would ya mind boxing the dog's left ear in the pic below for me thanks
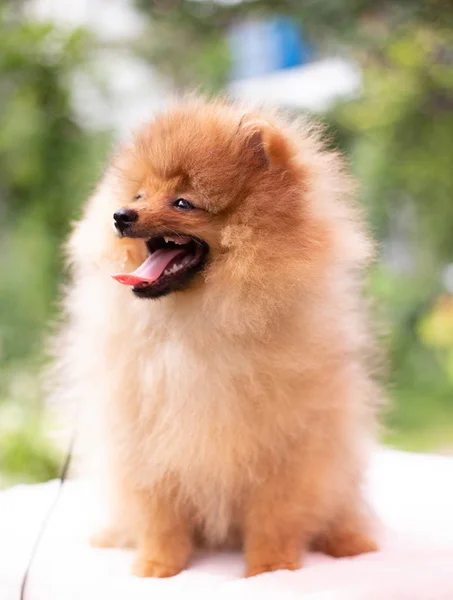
[238,117,292,169]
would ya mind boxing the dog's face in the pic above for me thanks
[110,102,305,300]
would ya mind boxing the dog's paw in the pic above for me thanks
[131,557,184,578]
[245,560,300,578]
[318,532,378,558]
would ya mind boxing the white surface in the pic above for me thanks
[1,449,453,599]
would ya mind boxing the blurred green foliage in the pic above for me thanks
[0,0,452,486]
[0,6,111,486]
[331,20,453,450]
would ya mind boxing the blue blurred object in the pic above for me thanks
[228,16,312,80]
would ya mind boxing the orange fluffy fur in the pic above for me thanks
[54,98,380,578]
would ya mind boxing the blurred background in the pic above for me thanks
[0,0,452,487]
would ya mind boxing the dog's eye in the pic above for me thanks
[173,198,194,211]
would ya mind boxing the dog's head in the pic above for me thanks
[106,101,304,300]
[99,99,368,304]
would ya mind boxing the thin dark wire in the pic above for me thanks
[19,434,75,600]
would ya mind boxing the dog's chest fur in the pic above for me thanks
[93,287,300,542]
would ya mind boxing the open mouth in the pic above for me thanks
[112,234,209,299]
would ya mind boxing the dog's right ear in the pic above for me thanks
[238,116,292,169]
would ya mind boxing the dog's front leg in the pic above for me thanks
[131,486,193,578]
[243,465,307,578]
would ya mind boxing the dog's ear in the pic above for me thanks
[238,116,292,169]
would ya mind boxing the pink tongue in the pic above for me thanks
[112,248,186,287]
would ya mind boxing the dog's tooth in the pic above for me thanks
[163,260,188,277]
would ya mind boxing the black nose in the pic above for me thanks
[113,208,138,234]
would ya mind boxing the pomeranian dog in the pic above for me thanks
[55,97,380,578]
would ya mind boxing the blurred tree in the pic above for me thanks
[133,1,452,87]
[0,4,111,485]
